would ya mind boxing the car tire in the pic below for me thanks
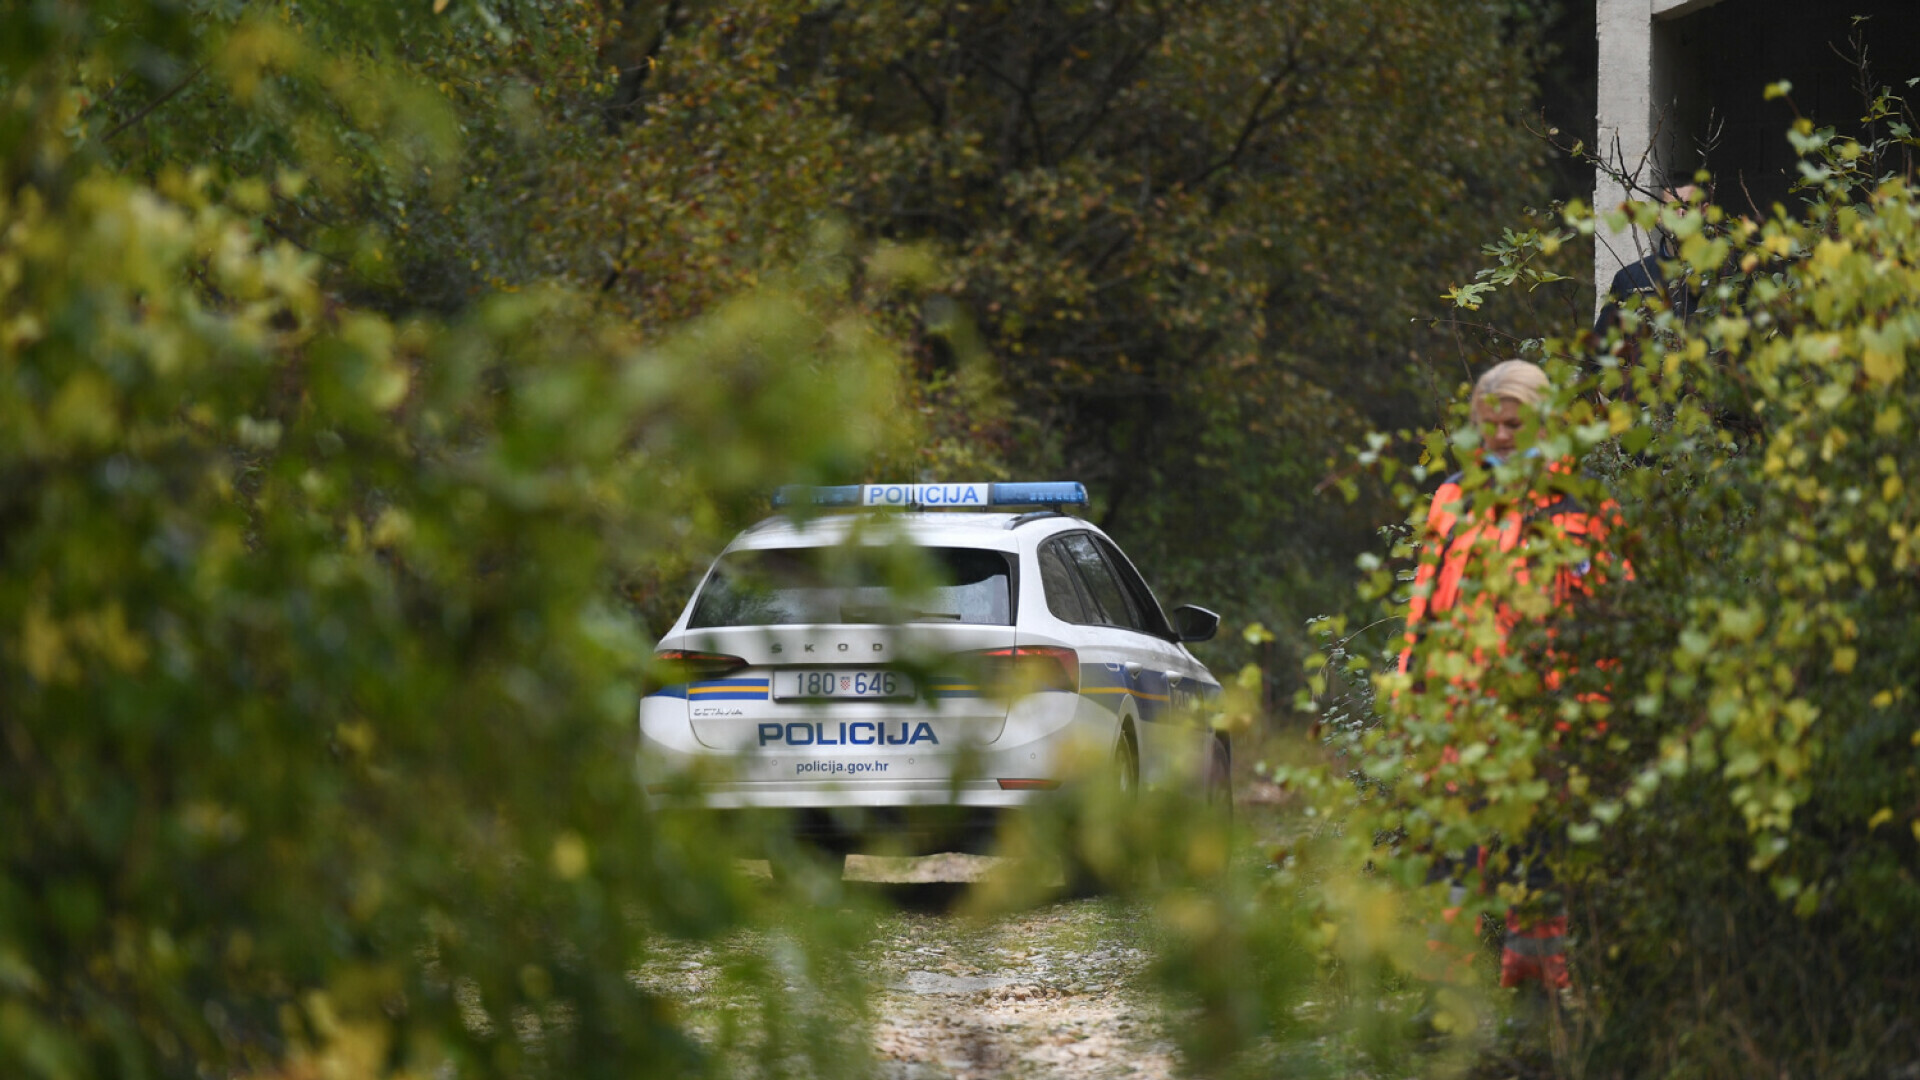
[1204,735,1233,823]
[766,843,847,899]
[1113,724,1140,798]
[1062,726,1140,898]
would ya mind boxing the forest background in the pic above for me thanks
[18,1,1920,1079]
[39,0,1602,685]
[0,0,1593,1071]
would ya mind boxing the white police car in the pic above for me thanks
[637,482,1226,853]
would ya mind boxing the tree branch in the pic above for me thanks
[1059,19,1165,161]
[888,59,947,127]
[102,64,206,143]
[604,0,682,130]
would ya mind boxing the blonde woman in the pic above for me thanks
[1399,359,1557,672]
[1399,359,1626,993]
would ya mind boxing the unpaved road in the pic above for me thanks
[635,854,1186,1080]
[861,874,1179,1080]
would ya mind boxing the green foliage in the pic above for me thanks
[82,0,1551,691]
[811,0,1552,676]
[0,0,1617,1076]
[0,173,907,1079]
[1281,94,1920,1076]
[1,4,913,1076]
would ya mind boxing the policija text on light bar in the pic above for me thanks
[771,482,1089,509]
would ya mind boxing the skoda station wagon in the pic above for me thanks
[636,482,1227,854]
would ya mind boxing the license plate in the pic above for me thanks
[774,669,911,700]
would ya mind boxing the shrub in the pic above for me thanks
[1282,98,1920,1078]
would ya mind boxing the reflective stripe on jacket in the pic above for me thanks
[1500,910,1570,990]
[1398,461,1625,682]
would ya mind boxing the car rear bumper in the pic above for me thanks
[637,690,1112,815]
[643,777,1059,810]
[653,803,1015,856]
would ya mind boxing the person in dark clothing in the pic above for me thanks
[1592,184,1702,347]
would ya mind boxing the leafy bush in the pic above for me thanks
[1,5,911,1076]
[1278,93,1920,1077]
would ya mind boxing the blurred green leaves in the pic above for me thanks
[2,3,923,1076]
[1287,87,1920,1076]
[0,0,1681,1076]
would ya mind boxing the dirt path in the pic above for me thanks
[634,855,1185,1079]
[862,891,1179,1080]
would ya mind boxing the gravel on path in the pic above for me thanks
[632,855,1186,1080]
[866,895,1180,1080]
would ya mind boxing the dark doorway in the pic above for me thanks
[1653,2,1920,213]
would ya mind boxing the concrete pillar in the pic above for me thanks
[1594,0,1731,315]
[1594,0,1655,316]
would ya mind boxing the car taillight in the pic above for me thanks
[975,646,1079,694]
[650,650,749,689]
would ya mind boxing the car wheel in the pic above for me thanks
[1059,725,1141,898]
[1204,735,1233,823]
[766,841,848,899]
[1113,725,1140,798]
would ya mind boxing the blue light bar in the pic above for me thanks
[772,482,1088,509]
[987,482,1088,506]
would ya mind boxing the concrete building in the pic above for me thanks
[1594,0,1920,307]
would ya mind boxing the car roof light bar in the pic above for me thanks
[772,482,1088,510]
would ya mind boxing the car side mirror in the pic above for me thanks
[1171,604,1219,643]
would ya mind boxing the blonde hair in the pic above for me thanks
[1470,359,1551,417]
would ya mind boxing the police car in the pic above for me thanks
[637,482,1227,853]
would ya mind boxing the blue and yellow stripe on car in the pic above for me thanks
[1079,665,1143,716]
[686,678,772,702]
[1077,664,1213,723]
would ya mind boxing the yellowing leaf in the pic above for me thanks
[78,602,149,673]
[1832,647,1857,674]
[49,371,119,449]
[371,508,413,548]
[368,360,410,410]
[1718,604,1764,642]
[1863,347,1905,386]
[1868,807,1894,831]
[22,597,74,684]
[551,832,589,880]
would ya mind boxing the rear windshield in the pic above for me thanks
[688,546,1014,628]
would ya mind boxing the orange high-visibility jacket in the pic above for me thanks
[1400,460,1622,993]
[1398,460,1625,686]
